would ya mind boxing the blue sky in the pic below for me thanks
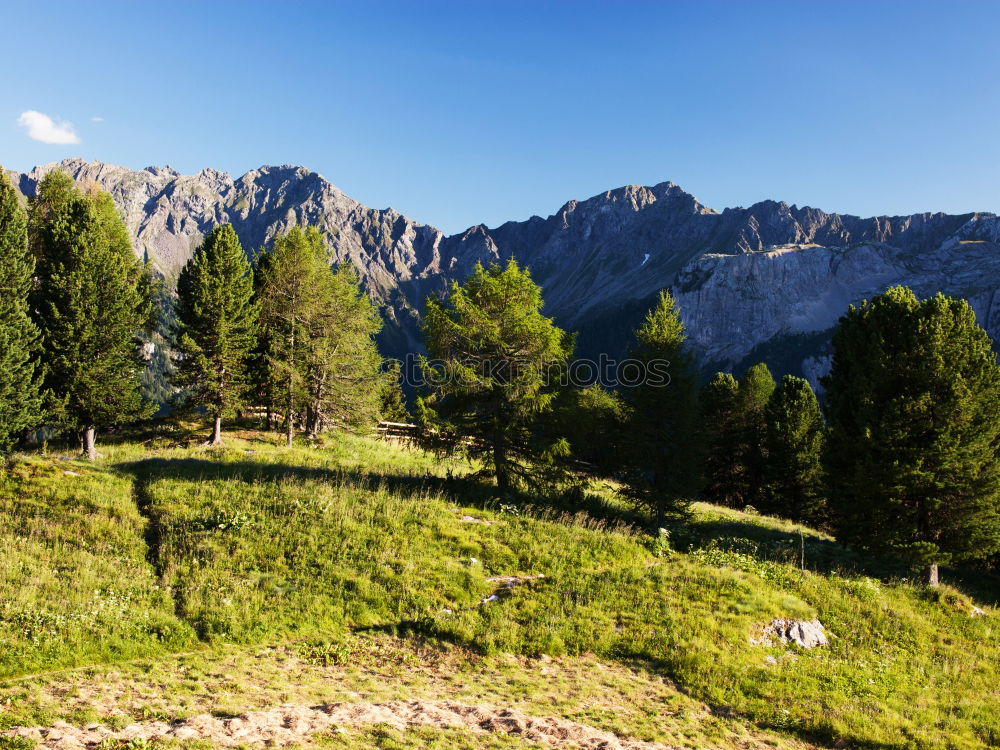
[2,0,999,234]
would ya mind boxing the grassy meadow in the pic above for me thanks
[1,427,998,749]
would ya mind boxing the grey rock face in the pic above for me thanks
[673,217,1000,373]
[9,159,1000,377]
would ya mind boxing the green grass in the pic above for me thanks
[0,455,195,675]
[1,428,998,748]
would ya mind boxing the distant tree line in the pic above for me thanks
[1,166,998,586]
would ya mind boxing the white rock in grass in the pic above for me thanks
[753,619,828,649]
[459,515,491,525]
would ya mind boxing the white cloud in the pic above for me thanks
[91,116,104,122]
[17,110,81,144]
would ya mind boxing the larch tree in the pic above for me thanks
[761,375,825,523]
[257,227,382,447]
[300,262,382,435]
[552,384,628,479]
[258,228,316,447]
[620,290,702,528]
[699,364,775,509]
[0,168,42,454]
[249,247,279,429]
[823,286,1000,586]
[29,172,153,459]
[417,259,573,495]
[173,224,258,445]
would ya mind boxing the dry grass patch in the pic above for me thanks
[0,633,819,749]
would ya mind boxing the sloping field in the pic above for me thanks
[1,432,997,748]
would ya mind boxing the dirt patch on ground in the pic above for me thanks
[4,699,674,749]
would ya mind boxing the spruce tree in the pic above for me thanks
[173,224,258,445]
[258,228,382,446]
[621,290,701,527]
[30,173,152,459]
[0,169,42,454]
[823,286,1000,585]
[701,372,742,506]
[761,375,825,523]
[417,259,573,494]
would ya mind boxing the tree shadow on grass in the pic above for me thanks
[114,455,1000,605]
[674,513,877,574]
[671,513,1000,604]
[114,455,649,534]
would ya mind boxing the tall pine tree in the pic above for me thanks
[761,375,825,523]
[0,168,42,454]
[621,290,701,527]
[173,224,258,445]
[29,172,152,459]
[824,286,1000,585]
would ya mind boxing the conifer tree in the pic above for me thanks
[380,360,411,423]
[621,290,701,527]
[258,228,382,446]
[823,286,1000,585]
[553,385,628,477]
[417,259,573,494]
[301,262,382,435]
[0,169,42,454]
[735,363,776,508]
[249,248,278,428]
[700,364,775,509]
[29,172,152,459]
[173,224,258,445]
[258,229,317,447]
[701,372,742,505]
[761,375,825,523]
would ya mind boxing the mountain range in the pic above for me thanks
[8,158,1000,383]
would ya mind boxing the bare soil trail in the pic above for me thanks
[6,699,672,749]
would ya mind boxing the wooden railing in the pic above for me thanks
[376,421,420,442]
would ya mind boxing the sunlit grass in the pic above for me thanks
[1,428,997,748]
